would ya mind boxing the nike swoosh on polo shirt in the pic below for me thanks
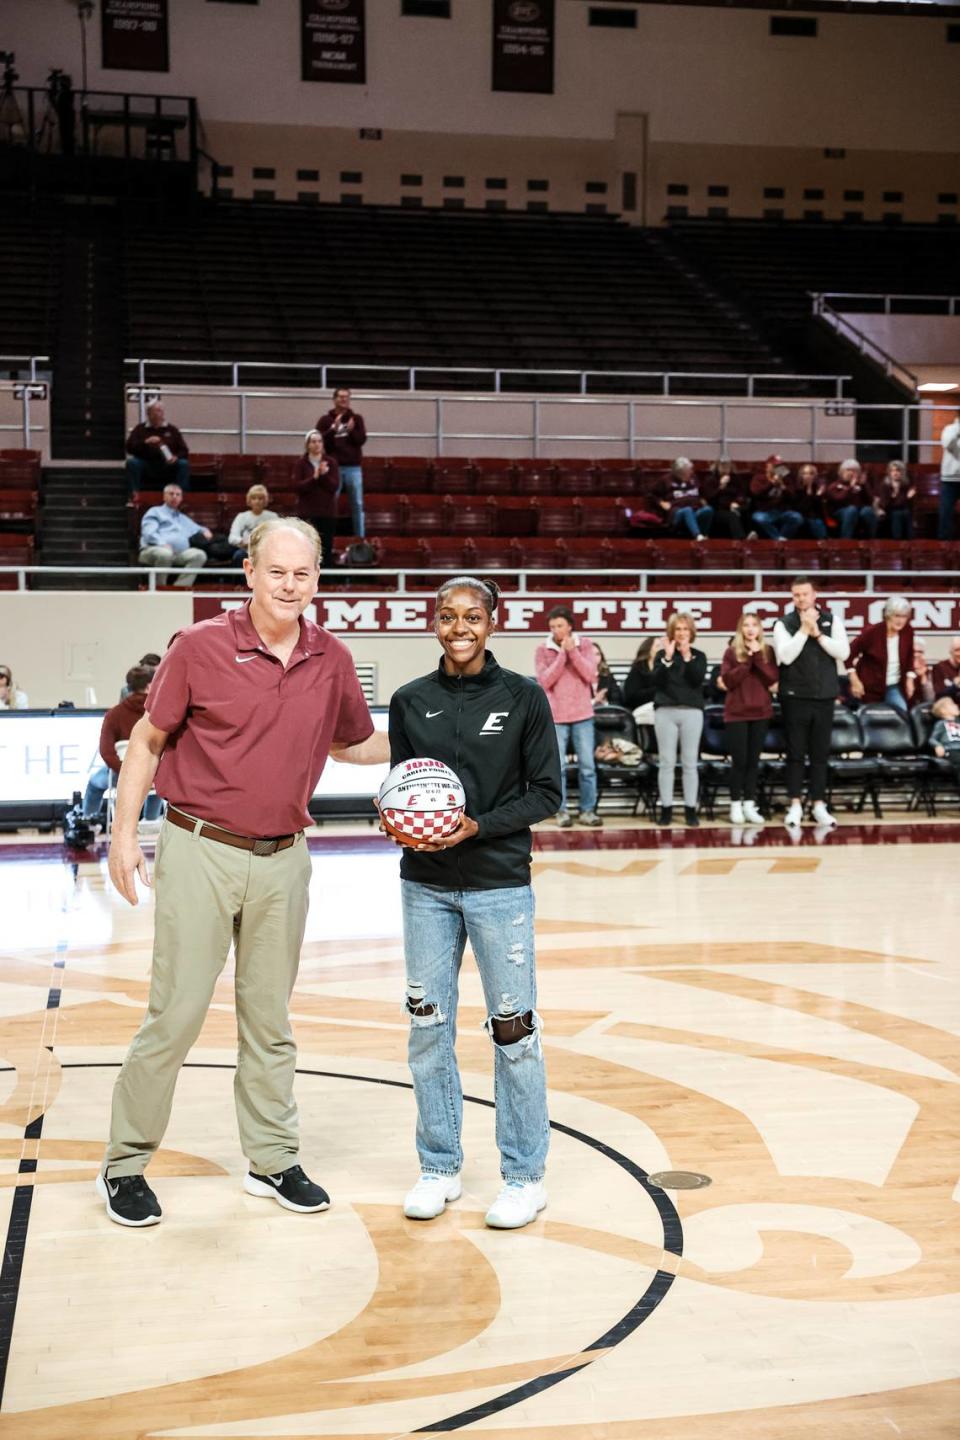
[235,655,259,664]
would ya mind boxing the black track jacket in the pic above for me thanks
[388,652,561,890]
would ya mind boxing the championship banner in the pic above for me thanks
[301,0,366,85]
[101,0,170,73]
[492,0,555,95]
[193,593,960,636]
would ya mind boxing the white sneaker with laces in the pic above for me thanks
[784,802,803,827]
[729,801,745,824]
[403,1172,461,1220]
[742,801,765,826]
[484,1180,547,1230]
[811,801,837,827]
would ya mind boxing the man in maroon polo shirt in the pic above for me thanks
[98,517,389,1228]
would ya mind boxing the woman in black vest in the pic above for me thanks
[772,574,850,829]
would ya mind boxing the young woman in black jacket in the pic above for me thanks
[386,576,561,1233]
[652,612,707,827]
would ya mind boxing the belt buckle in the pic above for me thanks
[252,837,280,856]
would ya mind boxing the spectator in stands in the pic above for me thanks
[83,665,163,823]
[929,695,960,780]
[938,407,960,541]
[593,644,625,708]
[845,596,914,713]
[652,612,707,827]
[655,458,713,541]
[794,463,828,539]
[125,401,190,499]
[907,638,935,706]
[229,484,279,564]
[773,574,850,828]
[138,483,209,588]
[319,387,367,539]
[872,460,915,541]
[0,665,28,709]
[295,431,340,568]
[121,654,161,698]
[749,456,803,541]
[720,610,778,826]
[825,458,878,539]
[703,458,745,540]
[536,606,601,828]
[623,637,658,721]
[933,637,960,700]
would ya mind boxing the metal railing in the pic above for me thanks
[811,295,919,394]
[1,565,958,595]
[123,385,944,462]
[817,293,960,317]
[124,358,852,399]
[0,356,50,381]
[0,379,49,449]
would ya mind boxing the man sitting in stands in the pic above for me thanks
[653,457,714,541]
[824,458,878,539]
[125,401,191,499]
[933,638,960,701]
[229,484,279,563]
[748,456,803,541]
[138,483,209,587]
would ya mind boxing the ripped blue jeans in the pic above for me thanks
[400,880,549,1184]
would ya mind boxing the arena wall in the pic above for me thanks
[3,590,958,712]
[3,2,957,223]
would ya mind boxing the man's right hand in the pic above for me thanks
[848,672,865,699]
[109,834,151,906]
[145,435,162,446]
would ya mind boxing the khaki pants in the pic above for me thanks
[105,816,311,1178]
[138,544,208,588]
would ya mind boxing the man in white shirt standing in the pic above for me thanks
[939,407,960,541]
[772,574,850,829]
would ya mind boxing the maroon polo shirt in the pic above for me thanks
[147,603,374,837]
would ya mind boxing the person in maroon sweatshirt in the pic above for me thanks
[872,460,916,541]
[702,459,746,540]
[318,387,367,538]
[824,458,878,539]
[295,429,341,567]
[845,596,914,712]
[82,665,162,822]
[748,456,803,541]
[794,462,828,538]
[720,611,779,825]
[125,401,191,498]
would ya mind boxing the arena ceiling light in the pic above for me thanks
[917,382,959,392]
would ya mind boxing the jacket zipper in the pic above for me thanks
[455,675,464,888]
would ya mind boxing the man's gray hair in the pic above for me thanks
[671,456,693,476]
[838,457,862,475]
[248,518,321,567]
[883,594,912,619]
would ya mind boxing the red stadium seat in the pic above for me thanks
[475,468,515,496]
[564,538,619,587]
[607,538,657,573]
[518,538,568,590]
[405,494,451,536]
[579,497,629,537]
[555,465,600,496]
[387,456,434,494]
[259,456,297,488]
[364,494,408,536]
[0,531,35,586]
[465,537,523,584]
[534,497,579,538]
[0,489,38,524]
[217,455,260,490]
[187,453,222,490]
[490,496,537,537]
[371,536,421,570]
[517,469,557,497]
[447,496,494,536]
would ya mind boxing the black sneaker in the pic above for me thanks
[244,1164,330,1213]
[658,806,673,826]
[96,1171,162,1227]
[685,806,700,827]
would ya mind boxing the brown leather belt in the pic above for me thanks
[166,805,300,856]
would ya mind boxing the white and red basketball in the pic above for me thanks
[378,758,466,847]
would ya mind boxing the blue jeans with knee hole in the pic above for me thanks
[401,880,549,1183]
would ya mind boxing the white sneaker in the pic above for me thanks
[784,802,803,827]
[484,1179,547,1230]
[812,801,837,827]
[742,801,765,826]
[729,800,745,824]
[403,1171,461,1220]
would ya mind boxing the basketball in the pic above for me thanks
[378,758,466,846]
